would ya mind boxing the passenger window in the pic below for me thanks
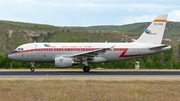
[18,48,20,51]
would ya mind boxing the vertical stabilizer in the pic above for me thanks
[136,14,168,44]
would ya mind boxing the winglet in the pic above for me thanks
[110,45,115,51]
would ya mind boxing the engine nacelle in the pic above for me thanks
[54,57,72,68]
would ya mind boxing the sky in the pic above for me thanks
[0,0,180,26]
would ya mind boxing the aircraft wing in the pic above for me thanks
[71,45,115,57]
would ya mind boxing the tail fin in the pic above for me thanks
[136,14,168,44]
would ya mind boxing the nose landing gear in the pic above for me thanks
[31,67,35,72]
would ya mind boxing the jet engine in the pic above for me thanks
[54,57,73,68]
[54,57,80,68]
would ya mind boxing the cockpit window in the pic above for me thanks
[16,48,23,51]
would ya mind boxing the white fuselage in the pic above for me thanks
[8,42,171,63]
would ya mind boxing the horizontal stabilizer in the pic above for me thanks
[149,45,170,50]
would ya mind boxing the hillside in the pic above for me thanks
[0,20,131,55]
[74,21,180,42]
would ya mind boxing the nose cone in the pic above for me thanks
[8,52,17,60]
[8,51,18,60]
[8,53,21,61]
[8,53,13,60]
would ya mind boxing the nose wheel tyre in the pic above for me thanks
[31,67,35,72]
[83,66,90,72]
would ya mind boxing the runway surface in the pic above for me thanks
[0,71,180,77]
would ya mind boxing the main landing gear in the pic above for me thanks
[83,66,90,72]
[31,62,35,72]
[82,60,90,72]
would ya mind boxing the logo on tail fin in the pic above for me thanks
[145,29,150,34]
[145,29,157,35]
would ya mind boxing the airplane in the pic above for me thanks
[8,14,171,72]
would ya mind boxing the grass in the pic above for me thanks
[0,77,180,101]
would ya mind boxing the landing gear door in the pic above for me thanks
[131,44,137,55]
[29,44,35,55]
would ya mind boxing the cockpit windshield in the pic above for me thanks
[15,48,24,51]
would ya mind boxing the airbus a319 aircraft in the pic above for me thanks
[8,15,171,72]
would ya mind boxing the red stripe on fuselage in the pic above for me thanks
[9,48,113,55]
[119,48,159,57]
[9,48,158,57]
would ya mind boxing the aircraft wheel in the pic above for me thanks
[83,66,90,72]
[31,67,35,72]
